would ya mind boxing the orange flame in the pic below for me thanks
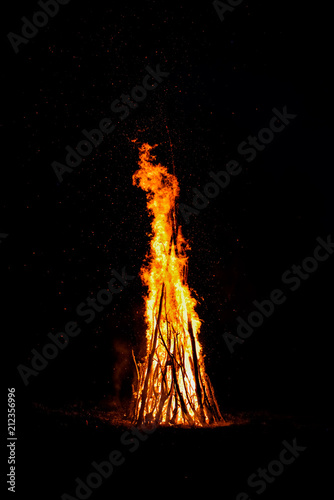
[132,143,222,426]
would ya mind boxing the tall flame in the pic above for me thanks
[132,143,222,426]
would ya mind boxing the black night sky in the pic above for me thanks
[2,1,333,499]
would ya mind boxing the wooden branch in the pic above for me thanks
[188,319,205,424]
[137,282,165,424]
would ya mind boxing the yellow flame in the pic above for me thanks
[132,143,222,426]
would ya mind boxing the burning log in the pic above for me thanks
[131,142,223,426]
[136,282,165,425]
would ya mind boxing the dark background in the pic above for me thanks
[1,1,333,499]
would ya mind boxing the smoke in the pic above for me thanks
[111,339,133,404]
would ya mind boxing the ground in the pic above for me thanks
[19,401,333,499]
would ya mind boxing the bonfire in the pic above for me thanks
[131,143,223,426]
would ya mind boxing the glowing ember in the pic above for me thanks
[131,143,223,426]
